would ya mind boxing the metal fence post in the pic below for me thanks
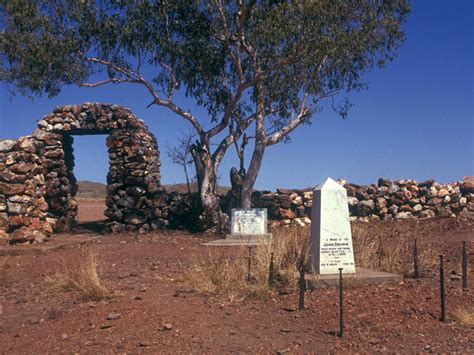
[338,268,344,337]
[298,260,305,311]
[247,246,252,282]
[439,255,446,322]
[413,239,419,279]
[462,241,468,290]
[268,252,274,287]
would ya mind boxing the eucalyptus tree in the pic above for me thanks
[0,0,409,229]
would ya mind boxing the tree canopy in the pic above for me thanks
[1,1,409,121]
[0,0,410,228]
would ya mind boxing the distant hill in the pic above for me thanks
[77,181,107,200]
[76,181,230,199]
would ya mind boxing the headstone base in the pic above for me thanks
[203,234,273,246]
[305,267,402,289]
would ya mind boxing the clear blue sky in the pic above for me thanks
[1,0,473,190]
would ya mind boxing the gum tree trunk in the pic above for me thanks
[240,140,265,209]
[240,81,267,209]
[191,142,228,233]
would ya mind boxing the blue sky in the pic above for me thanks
[1,0,473,190]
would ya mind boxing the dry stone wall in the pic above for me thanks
[252,177,474,227]
[0,136,52,243]
[2,101,473,244]
[105,128,168,233]
[0,103,168,244]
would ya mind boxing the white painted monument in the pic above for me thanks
[231,208,267,235]
[309,177,355,274]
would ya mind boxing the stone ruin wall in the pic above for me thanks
[1,102,473,244]
[0,103,168,244]
[149,177,474,230]
[251,177,474,228]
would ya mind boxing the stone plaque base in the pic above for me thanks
[305,267,402,289]
[203,234,273,246]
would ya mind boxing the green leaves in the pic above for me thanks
[0,0,409,123]
[1,0,91,96]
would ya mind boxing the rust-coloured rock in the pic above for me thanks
[279,208,295,219]
[419,179,435,187]
[427,197,443,206]
[0,183,26,196]
[0,213,9,229]
[460,181,474,194]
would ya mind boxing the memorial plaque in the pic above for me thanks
[231,208,267,235]
[309,177,355,274]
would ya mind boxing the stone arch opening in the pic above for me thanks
[0,103,169,243]
[70,134,108,229]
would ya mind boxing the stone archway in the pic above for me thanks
[0,103,168,243]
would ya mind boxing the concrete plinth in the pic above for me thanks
[305,267,402,289]
[203,234,273,246]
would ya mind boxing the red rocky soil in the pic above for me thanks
[0,200,473,353]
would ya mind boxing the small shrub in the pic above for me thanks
[48,251,111,300]
[452,307,474,325]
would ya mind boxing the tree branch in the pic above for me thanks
[205,0,256,139]
[84,56,138,80]
[162,0,177,100]
[211,109,257,168]
[236,0,256,59]
[77,78,129,87]
[145,87,205,138]
[205,75,259,138]
[265,94,311,146]
[83,55,205,138]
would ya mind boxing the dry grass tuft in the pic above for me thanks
[452,307,474,325]
[186,250,247,299]
[352,222,438,276]
[269,225,310,289]
[272,225,310,269]
[186,226,310,300]
[48,251,111,300]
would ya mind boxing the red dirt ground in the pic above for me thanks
[77,199,107,222]
[0,200,473,353]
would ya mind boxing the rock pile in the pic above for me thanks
[104,128,168,233]
[252,177,474,227]
[166,192,203,232]
[0,136,52,242]
[0,103,168,243]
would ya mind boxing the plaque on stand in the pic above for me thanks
[204,208,272,246]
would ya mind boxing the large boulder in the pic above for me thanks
[460,176,474,194]
[357,200,375,217]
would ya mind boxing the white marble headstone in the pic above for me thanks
[231,208,267,235]
[309,177,355,274]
